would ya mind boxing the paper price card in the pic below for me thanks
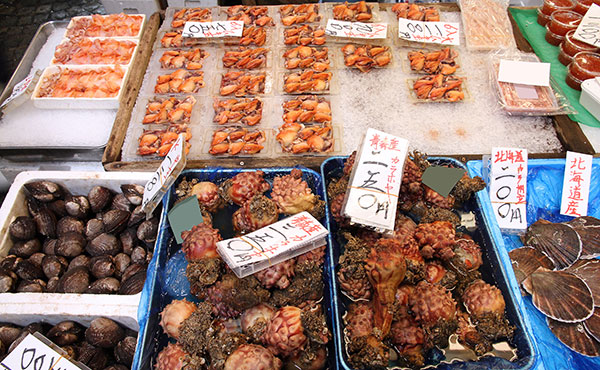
[141,133,187,217]
[182,21,244,38]
[489,147,528,231]
[325,19,388,39]
[1,70,40,111]
[397,18,460,45]
[560,151,593,217]
[1,333,85,370]
[573,4,600,47]
[342,128,409,231]
[216,212,329,278]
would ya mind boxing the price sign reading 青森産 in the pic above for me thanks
[489,147,528,231]
[342,128,409,232]
[325,19,388,39]
[182,21,244,38]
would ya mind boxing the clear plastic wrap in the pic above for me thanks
[388,3,441,22]
[458,0,516,51]
[338,43,394,72]
[488,52,577,116]
[203,125,271,157]
[217,46,271,70]
[279,45,334,71]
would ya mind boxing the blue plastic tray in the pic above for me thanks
[467,158,600,370]
[131,166,337,369]
[321,156,537,370]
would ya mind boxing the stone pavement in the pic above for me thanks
[0,0,106,83]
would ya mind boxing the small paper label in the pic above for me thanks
[168,195,204,244]
[182,20,244,38]
[560,151,593,217]
[1,333,84,370]
[216,212,328,276]
[1,71,39,109]
[421,166,465,198]
[342,128,409,231]
[397,18,460,45]
[498,60,550,87]
[514,84,539,100]
[325,19,388,39]
[141,134,187,217]
[573,4,600,47]
[489,147,528,230]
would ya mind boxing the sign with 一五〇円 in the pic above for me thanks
[397,18,460,45]
[325,19,388,39]
[342,128,409,231]
[560,151,593,217]
[489,147,528,231]
[182,21,244,38]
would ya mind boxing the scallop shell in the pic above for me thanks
[508,246,554,288]
[526,268,593,323]
[584,309,600,343]
[524,220,581,270]
[568,259,600,307]
[548,317,600,357]
[565,217,600,258]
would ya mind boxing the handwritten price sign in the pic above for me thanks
[216,212,328,278]
[325,19,388,39]
[397,18,460,45]
[573,4,600,47]
[1,333,84,370]
[141,133,187,217]
[489,147,528,231]
[182,20,244,38]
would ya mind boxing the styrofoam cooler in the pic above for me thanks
[166,0,218,7]
[101,0,162,17]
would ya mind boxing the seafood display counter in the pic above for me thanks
[101,2,597,172]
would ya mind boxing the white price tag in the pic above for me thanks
[573,4,600,47]
[489,147,528,231]
[1,333,84,370]
[560,151,593,217]
[216,212,328,278]
[342,128,409,231]
[182,21,244,38]
[498,60,550,87]
[397,18,460,45]
[325,19,388,39]
[1,71,40,110]
[141,133,187,216]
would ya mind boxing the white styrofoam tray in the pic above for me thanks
[0,171,159,331]
[51,37,140,67]
[66,14,146,40]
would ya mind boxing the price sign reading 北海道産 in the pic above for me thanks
[560,151,593,217]
[342,128,409,232]
[1,333,83,370]
[182,21,244,38]
[573,4,600,47]
[216,212,329,278]
[325,19,388,39]
[489,147,528,231]
[397,18,460,45]
[141,133,187,218]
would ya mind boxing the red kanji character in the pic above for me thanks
[514,150,525,163]
[571,157,587,171]
[565,200,581,216]
[379,137,389,150]
[291,215,322,236]
[369,134,380,149]
[389,139,399,151]
[568,186,583,201]
[570,173,584,187]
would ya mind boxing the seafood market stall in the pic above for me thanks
[100,2,597,172]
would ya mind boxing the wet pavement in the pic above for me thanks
[0,0,106,83]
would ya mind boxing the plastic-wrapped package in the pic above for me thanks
[459,0,516,51]
[488,52,576,115]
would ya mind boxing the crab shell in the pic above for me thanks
[462,279,505,317]
[190,181,224,213]
[181,223,222,261]
[224,344,282,370]
[263,306,308,357]
[271,168,320,215]
[220,171,270,206]
[155,343,190,370]
[159,299,197,340]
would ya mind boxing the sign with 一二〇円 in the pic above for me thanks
[489,147,528,231]
[560,151,593,217]
[343,128,409,232]
[182,21,244,38]
[325,19,388,39]
[397,18,460,45]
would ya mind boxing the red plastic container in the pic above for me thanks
[548,10,582,36]
[559,43,574,65]
[574,0,592,15]
[538,8,552,26]
[563,30,599,56]
[566,51,600,89]
[566,70,583,89]
[541,0,576,15]
[546,25,566,45]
